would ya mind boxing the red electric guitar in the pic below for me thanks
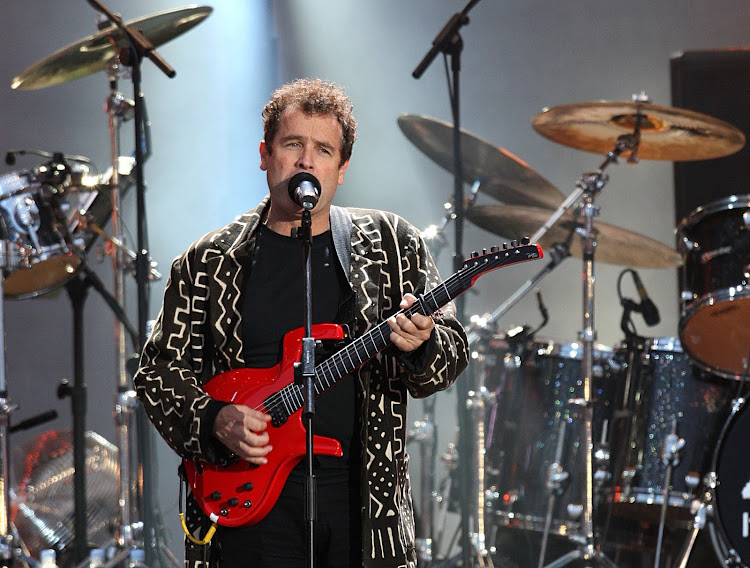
[183,241,542,527]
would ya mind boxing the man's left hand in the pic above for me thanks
[388,293,434,352]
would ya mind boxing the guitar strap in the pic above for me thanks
[329,205,352,278]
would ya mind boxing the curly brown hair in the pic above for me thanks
[262,78,357,165]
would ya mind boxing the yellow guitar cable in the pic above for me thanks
[179,466,218,545]
[180,512,218,545]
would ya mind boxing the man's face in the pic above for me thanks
[260,107,349,228]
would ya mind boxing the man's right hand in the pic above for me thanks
[213,404,273,465]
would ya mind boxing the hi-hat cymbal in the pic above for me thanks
[467,204,682,268]
[398,114,565,209]
[11,5,213,90]
[532,100,746,161]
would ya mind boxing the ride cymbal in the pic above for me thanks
[11,5,212,90]
[398,114,565,209]
[532,100,745,161]
[467,204,682,268]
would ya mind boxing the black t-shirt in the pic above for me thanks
[241,224,360,477]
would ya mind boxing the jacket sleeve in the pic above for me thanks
[386,214,470,398]
[133,245,225,462]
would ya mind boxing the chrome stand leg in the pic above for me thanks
[654,421,685,568]
[538,421,569,568]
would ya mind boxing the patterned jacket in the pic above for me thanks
[134,196,469,567]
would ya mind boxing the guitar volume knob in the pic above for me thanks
[227,498,239,507]
[209,491,222,501]
[242,482,254,492]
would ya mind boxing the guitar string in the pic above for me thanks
[244,249,528,417]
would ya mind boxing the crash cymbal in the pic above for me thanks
[11,5,212,90]
[398,114,565,209]
[532,100,745,161]
[467,204,682,268]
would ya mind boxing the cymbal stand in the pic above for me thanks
[537,121,643,568]
[102,57,144,554]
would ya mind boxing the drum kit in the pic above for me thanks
[401,96,750,568]
[0,5,212,567]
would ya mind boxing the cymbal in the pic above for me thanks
[532,100,746,161]
[467,204,682,268]
[398,114,565,209]
[11,6,213,90]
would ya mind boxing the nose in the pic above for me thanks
[295,145,314,170]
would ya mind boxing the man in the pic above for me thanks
[134,78,469,567]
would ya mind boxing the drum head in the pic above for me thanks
[714,399,750,565]
[680,292,750,379]
[4,253,82,298]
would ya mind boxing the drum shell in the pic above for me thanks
[0,169,84,298]
[484,336,616,537]
[677,195,750,379]
[607,338,734,525]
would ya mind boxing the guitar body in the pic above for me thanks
[183,323,345,527]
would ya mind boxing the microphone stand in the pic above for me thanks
[412,2,481,566]
[84,2,175,566]
[294,209,317,568]
[60,262,139,565]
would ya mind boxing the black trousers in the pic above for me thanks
[217,473,362,568]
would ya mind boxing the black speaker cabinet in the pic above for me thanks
[670,48,750,225]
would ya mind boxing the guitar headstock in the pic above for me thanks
[461,238,543,284]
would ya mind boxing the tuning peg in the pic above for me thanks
[521,236,530,245]
[490,246,499,253]
[502,242,509,250]
[471,251,479,258]
[510,240,519,248]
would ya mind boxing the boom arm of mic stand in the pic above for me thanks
[81,263,140,352]
[411,0,482,79]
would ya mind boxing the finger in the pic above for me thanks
[400,293,417,309]
[242,410,272,432]
[395,313,432,338]
[410,313,434,332]
[237,443,273,465]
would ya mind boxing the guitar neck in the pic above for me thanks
[272,242,542,417]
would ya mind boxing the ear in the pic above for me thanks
[337,159,350,186]
[259,140,268,171]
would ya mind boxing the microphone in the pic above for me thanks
[287,172,321,210]
[632,270,660,326]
